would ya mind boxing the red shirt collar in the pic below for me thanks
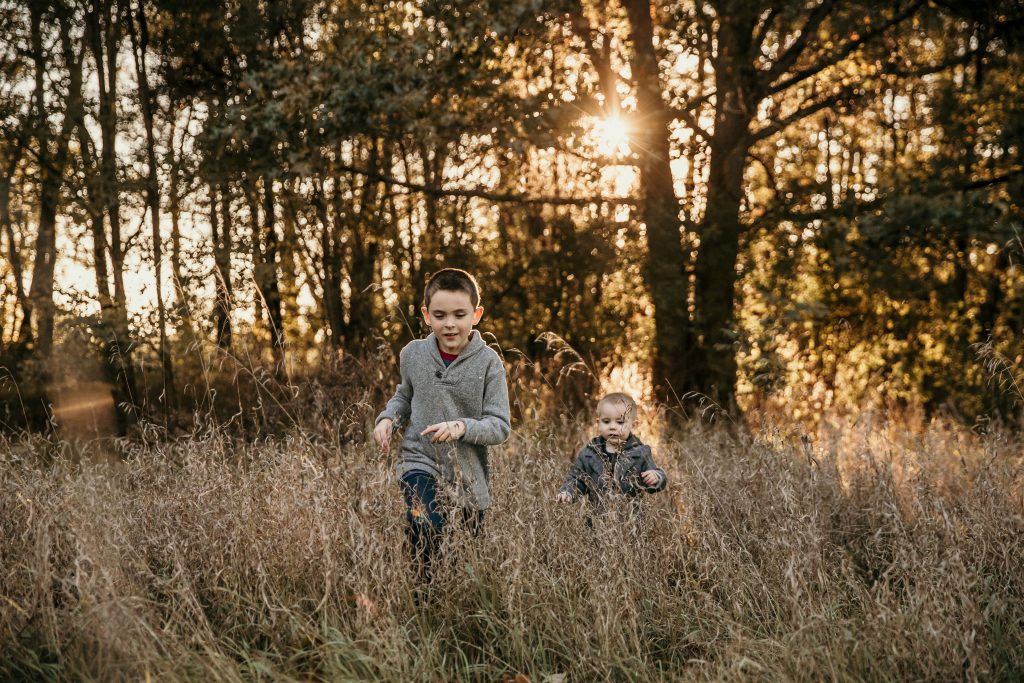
[436,331,475,362]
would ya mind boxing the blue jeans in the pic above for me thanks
[400,472,483,582]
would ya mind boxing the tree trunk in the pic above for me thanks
[345,141,381,355]
[314,180,345,349]
[622,0,695,405]
[167,115,195,343]
[347,226,379,354]
[21,2,76,356]
[258,177,286,374]
[397,142,443,329]
[212,183,233,348]
[89,0,137,427]
[415,143,444,305]
[692,130,748,405]
[88,205,112,313]
[278,180,301,346]
[0,153,29,333]
[130,0,175,414]
[689,7,761,409]
[72,37,110,315]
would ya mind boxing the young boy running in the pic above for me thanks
[374,268,511,582]
[556,392,667,509]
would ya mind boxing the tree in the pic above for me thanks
[20,1,82,359]
[129,0,175,413]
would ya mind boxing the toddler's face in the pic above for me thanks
[596,399,634,448]
[421,289,483,355]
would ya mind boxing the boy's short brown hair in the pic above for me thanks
[597,392,637,420]
[423,268,481,309]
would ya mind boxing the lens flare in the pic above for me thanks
[587,116,632,157]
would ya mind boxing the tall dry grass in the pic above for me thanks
[1,411,1022,681]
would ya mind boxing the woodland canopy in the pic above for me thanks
[1,0,1023,432]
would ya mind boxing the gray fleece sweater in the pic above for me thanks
[376,331,511,510]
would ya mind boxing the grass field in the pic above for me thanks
[2,411,1022,681]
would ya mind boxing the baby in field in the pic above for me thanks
[556,392,667,507]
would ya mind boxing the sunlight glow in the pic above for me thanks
[586,116,633,157]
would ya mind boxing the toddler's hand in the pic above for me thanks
[373,418,393,453]
[641,469,662,486]
[555,491,572,503]
[421,420,466,443]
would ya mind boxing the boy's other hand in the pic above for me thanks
[641,470,661,486]
[555,491,572,503]
[374,418,394,453]
[421,420,466,443]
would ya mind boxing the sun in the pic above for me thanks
[586,115,632,157]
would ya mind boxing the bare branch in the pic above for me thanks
[761,0,835,86]
[882,49,980,78]
[767,167,1023,223]
[332,162,637,208]
[753,45,988,145]
[768,0,925,96]
[567,1,621,115]
[751,7,778,52]
[675,106,711,142]
[964,167,1024,191]
[749,86,856,143]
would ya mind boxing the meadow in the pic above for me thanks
[2,392,1022,682]
[4,1,1023,679]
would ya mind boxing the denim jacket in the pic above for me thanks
[558,434,667,506]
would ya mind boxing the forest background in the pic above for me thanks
[1,0,1022,434]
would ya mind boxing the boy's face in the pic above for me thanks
[596,399,634,448]
[421,289,484,355]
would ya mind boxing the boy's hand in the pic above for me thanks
[421,420,466,443]
[373,418,394,453]
[555,491,572,503]
[641,470,662,487]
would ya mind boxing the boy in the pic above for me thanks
[556,392,667,508]
[374,268,511,582]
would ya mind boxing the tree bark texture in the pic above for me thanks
[622,0,696,405]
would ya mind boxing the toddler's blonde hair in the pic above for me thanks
[597,392,636,420]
